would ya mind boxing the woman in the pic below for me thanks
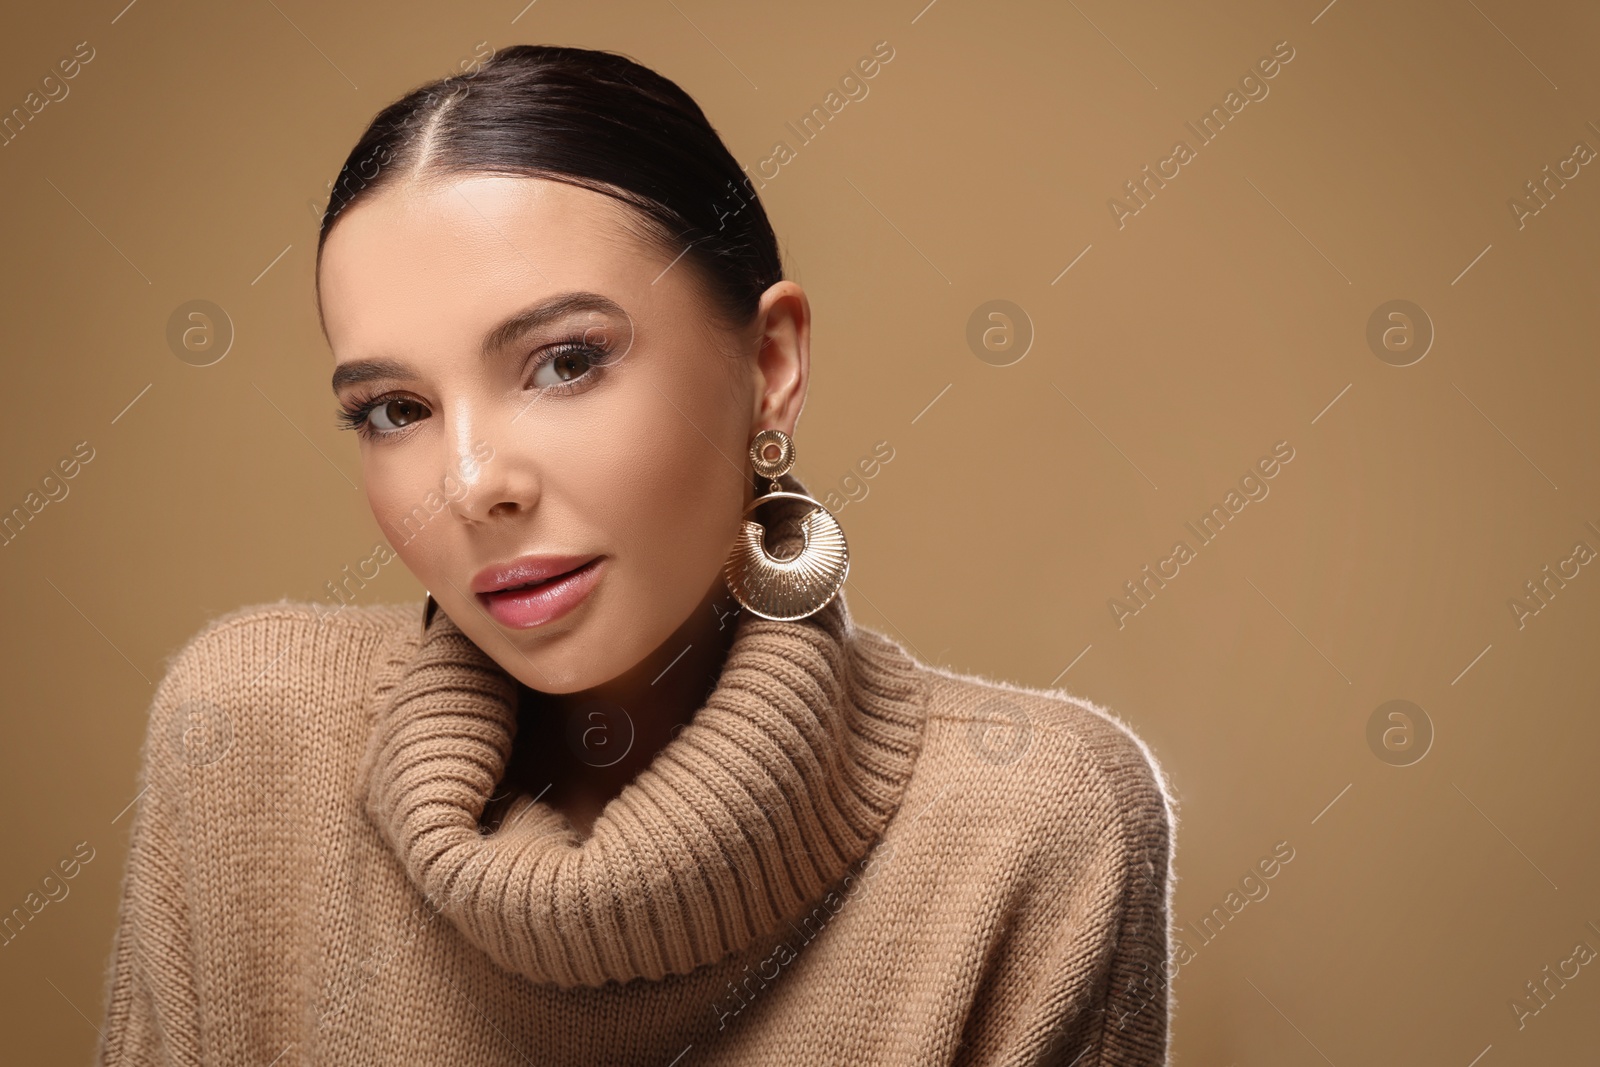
[98,44,1175,1066]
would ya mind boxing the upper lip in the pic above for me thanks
[471,554,600,595]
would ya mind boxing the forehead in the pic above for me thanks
[318,174,661,357]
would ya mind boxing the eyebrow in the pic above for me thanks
[330,290,629,394]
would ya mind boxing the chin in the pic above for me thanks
[500,614,641,696]
[480,648,577,695]
[495,630,606,695]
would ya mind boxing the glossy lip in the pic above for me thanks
[472,554,604,629]
[472,553,600,594]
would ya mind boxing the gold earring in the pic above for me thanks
[722,428,849,621]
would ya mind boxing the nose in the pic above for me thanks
[443,420,540,525]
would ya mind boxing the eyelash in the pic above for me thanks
[336,338,615,441]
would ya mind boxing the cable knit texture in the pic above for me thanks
[97,579,1176,1065]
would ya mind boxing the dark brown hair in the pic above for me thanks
[313,44,782,328]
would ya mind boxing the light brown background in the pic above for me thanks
[3,0,1597,1063]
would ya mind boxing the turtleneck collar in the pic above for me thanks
[356,573,928,988]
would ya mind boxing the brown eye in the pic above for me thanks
[531,343,609,389]
[368,397,430,431]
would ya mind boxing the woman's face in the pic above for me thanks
[317,173,807,693]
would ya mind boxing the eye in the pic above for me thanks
[529,341,611,392]
[339,395,430,439]
[367,396,430,432]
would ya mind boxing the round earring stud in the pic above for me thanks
[749,428,795,484]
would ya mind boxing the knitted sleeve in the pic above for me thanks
[97,632,210,1066]
[1082,778,1174,1065]
[1028,715,1177,1067]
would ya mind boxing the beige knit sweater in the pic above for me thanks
[97,584,1176,1065]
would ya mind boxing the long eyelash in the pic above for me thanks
[335,398,376,433]
[531,338,617,392]
[335,393,398,440]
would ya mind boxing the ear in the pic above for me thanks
[748,281,810,434]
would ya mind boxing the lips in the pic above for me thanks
[472,554,605,629]
[472,554,599,594]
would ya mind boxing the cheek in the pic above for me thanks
[362,451,450,574]
[598,364,748,574]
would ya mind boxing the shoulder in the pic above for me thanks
[911,657,1177,862]
[142,599,420,768]
[155,598,418,690]
[170,597,416,646]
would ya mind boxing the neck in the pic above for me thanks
[506,578,743,836]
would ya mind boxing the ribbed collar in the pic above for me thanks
[356,563,927,988]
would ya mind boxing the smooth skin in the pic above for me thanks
[317,174,810,837]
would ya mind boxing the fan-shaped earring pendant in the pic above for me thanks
[724,491,850,621]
